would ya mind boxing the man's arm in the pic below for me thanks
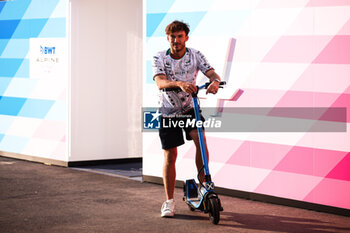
[154,75,197,94]
[204,69,221,94]
[205,69,221,82]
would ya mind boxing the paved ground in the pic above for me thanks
[0,156,350,233]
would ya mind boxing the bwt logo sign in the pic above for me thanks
[40,45,56,55]
[143,110,161,129]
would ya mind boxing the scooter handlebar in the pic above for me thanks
[161,81,226,92]
[204,81,226,89]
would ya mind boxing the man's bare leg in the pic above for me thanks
[163,147,177,200]
[189,129,209,183]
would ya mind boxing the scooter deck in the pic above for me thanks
[187,198,201,203]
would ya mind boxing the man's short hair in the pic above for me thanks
[165,20,190,36]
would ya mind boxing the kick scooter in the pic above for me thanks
[183,81,225,225]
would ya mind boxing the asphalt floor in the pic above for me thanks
[1,156,350,233]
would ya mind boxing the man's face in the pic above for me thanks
[167,30,189,53]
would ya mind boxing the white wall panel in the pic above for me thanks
[70,0,143,161]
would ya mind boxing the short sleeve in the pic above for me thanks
[152,53,166,80]
[196,50,214,74]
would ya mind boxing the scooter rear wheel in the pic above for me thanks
[208,197,220,224]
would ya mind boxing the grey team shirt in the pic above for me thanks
[153,47,213,116]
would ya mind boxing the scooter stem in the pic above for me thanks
[191,92,211,181]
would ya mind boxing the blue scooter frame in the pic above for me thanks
[183,81,225,225]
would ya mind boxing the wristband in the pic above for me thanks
[213,79,220,83]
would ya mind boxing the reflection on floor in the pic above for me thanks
[72,162,142,181]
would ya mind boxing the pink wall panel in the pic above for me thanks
[145,0,350,210]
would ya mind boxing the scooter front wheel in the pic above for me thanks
[208,197,220,224]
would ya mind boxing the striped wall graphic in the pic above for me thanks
[0,0,68,161]
[143,0,350,209]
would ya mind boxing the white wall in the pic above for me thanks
[70,0,142,161]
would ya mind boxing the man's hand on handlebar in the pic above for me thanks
[206,81,219,95]
[179,82,197,94]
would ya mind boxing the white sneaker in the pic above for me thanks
[161,199,175,217]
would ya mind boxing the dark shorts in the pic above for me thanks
[159,108,205,150]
